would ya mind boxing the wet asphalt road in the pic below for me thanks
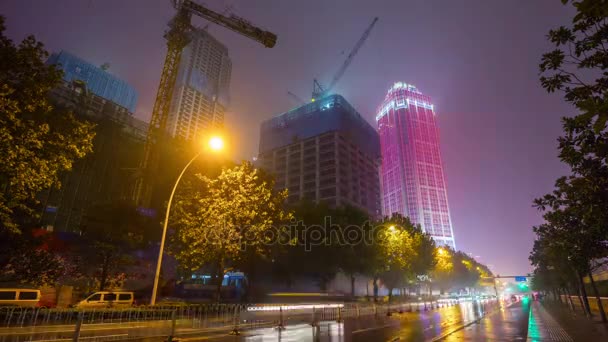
[443,300,529,341]
[1,300,528,342]
[206,299,512,342]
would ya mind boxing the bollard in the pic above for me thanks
[311,306,317,327]
[424,302,428,311]
[374,303,378,316]
[337,306,343,323]
[167,309,177,342]
[356,304,361,318]
[72,312,84,342]
[230,305,241,335]
[276,307,285,331]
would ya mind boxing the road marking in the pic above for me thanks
[352,323,400,334]
[180,332,235,341]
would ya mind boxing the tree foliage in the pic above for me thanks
[372,215,437,300]
[0,233,70,287]
[77,201,151,291]
[169,161,292,300]
[540,0,608,132]
[532,0,608,321]
[0,16,95,233]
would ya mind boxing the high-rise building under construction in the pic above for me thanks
[258,95,381,217]
[167,29,232,140]
[377,82,456,249]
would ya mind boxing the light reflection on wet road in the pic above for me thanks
[444,300,529,341]
[228,300,504,342]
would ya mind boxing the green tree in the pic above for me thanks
[274,200,339,292]
[432,247,455,294]
[374,215,418,302]
[328,205,373,298]
[452,252,483,293]
[0,16,95,233]
[534,0,608,321]
[0,233,69,287]
[77,201,150,291]
[169,162,291,301]
[533,178,607,320]
[540,0,608,132]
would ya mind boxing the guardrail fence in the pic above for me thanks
[0,299,475,342]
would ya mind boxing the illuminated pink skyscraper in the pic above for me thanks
[376,82,456,249]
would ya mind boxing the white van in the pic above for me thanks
[75,291,134,309]
[0,289,41,307]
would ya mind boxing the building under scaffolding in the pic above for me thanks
[39,69,148,232]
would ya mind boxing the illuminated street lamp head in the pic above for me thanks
[388,225,396,232]
[438,247,446,256]
[208,136,224,152]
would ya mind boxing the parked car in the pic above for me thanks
[75,291,134,309]
[0,289,41,307]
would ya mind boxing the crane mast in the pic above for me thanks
[134,0,277,206]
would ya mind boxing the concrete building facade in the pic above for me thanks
[259,95,381,216]
[167,29,232,140]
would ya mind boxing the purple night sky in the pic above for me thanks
[1,0,575,276]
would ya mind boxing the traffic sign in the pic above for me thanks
[515,276,526,282]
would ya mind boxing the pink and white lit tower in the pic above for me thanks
[376,82,456,249]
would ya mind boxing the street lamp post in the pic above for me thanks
[149,136,224,306]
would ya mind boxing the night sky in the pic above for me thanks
[1,0,576,277]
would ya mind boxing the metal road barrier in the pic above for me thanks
[0,299,467,341]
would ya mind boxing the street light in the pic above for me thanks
[209,136,224,151]
[150,135,225,305]
[437,247,446,256]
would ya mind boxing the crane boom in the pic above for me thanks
[312,17,378,100]
[181,0,276,48]
[135,0,277,206]
[287,91,306,105]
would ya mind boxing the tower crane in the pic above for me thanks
[287,91,306,105]
[135,0,277,206]
[311,17,378,101]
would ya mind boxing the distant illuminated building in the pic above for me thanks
[376,82,456,248]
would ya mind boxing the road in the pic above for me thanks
[226,300,497,342]
[195,299,569,341]
[2,299,576,341]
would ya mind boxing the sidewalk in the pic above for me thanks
[531,300,608,341]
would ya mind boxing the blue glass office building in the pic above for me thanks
[48,51,138,113]
[258,95,381,216]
